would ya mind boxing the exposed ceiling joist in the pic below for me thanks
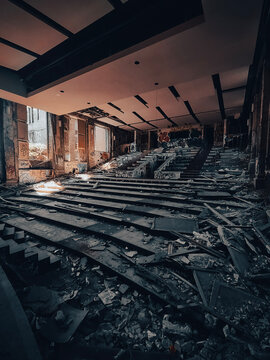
[7,0,73,38]
[212,73,226,120]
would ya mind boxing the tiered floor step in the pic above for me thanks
[0,223,60,273]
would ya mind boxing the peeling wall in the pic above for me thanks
[0,99,133,182]
[0,100,19,183]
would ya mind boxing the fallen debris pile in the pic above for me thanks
[0,147,270,359]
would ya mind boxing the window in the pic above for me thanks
[94,126,109,152]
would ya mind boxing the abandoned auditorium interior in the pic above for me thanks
[1,0,270,359]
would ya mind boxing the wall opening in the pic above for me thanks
[27,107,50,168]
[95,125,109,152]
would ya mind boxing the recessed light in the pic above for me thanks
[60,90,64,93]
[134,60,140,65]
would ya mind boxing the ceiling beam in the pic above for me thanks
[0,37,39,58]
[8,0,73,38]
[18,0,204,94]
[212,73,226,120]
[183,101,201,124]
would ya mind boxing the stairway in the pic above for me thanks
[163,147,200,173]
[180,146,211,179]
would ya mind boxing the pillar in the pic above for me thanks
[1,100,19,183]
[254,57,270,188]
[223,119,228,147]
[249,90,261,176]
[147,130,151,151]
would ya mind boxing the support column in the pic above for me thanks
[2,100,19,183]
[0,100,5,182]
[223,119,228,147]
[254,57,270,188]
[249,90,261,176]
[147,130,151,151]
